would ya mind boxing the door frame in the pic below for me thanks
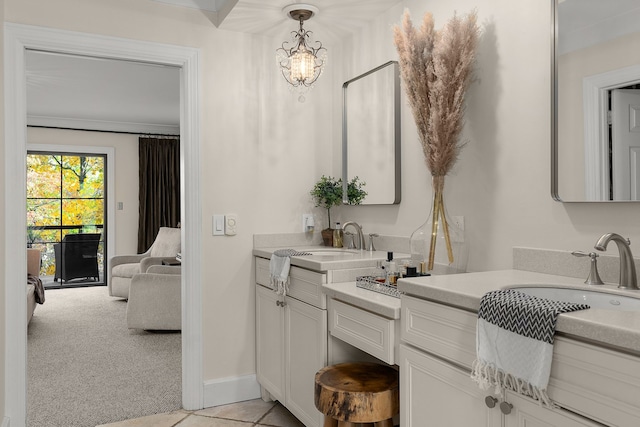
[583,64,640,200]
[4,23,203,426]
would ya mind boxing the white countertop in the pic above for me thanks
[398,270,640,354]
[253,246,409,271]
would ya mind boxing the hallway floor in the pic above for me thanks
[96,399,305,427]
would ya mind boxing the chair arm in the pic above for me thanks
[146,265,181,275]
[111,253,149,268]
[140,257,179,273]
[127,273,181,330]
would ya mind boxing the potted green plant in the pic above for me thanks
[310,175,367,246]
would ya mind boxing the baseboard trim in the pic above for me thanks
[203,374,261,408]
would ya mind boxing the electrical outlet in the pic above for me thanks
[452,216,465,231]
[302,214,315,232]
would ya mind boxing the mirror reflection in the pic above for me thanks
[554,0,640,201]
[342,61,401,205]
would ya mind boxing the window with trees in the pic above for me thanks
[27,152,106,285]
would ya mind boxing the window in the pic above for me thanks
[27,152,106,286]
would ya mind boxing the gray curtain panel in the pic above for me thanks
[138,137,180,253]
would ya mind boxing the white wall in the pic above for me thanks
[26,127,139,255]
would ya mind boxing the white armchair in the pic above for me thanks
[126,265,181,330]
[109,227,181,299]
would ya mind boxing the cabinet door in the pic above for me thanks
[286,296,327,427]
[256,284,286,402]
[502,392,602,427]
[400,344,500,427]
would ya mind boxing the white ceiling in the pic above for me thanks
[558,0,640,55]
[26,50,181,134]
[25,0,401,134]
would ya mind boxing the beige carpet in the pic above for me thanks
[27,286,181,427]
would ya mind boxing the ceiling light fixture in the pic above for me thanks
[276,4,327,102]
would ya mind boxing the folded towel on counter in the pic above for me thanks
[471,289,589,406]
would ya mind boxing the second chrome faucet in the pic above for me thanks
[594,233,639,290]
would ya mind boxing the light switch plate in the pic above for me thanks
[213,215,225,236]
[225,214,237,236]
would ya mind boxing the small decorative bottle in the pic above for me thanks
[332,222,343,248]
[383,252,397,285]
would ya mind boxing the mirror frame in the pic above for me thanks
[342,60,401,205]
[551,0,640,202]
[551,0,560,201]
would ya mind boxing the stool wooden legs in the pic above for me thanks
[374,420,394,427]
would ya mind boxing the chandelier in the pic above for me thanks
[276,4,327,100]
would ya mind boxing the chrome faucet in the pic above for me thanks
[594,233,639,290]
[342,221,365,250]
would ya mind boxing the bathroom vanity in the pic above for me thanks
[398,271,640,427]
[254,245,640,427]
[253,247,405,427]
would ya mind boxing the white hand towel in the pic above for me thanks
[471,289,589,406]
[269,249,297,296]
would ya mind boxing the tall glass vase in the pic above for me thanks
[410,175,468,274]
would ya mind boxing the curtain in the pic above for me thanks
[138,137,180,253]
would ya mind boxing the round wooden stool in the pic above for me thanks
[314,362,399,427]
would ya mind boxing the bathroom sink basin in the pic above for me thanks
[508,285,640,311]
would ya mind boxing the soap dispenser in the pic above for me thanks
[333,222,343,248]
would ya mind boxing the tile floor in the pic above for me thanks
[96,399,305,427]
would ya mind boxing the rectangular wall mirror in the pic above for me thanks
[553,0,640,202]
[342,61,401,205]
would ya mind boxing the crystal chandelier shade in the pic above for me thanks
[276,6,327,90]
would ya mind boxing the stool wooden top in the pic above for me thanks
[314,362,399,423]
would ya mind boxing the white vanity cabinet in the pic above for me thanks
[255,257,327,427]
[400,294,611,427]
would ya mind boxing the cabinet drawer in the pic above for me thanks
[256,257,327,309]
[401,295,476,369]
[328,298,396,365]
[548,337,640,427]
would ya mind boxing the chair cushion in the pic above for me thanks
[112,263,141,278]
[150,227,181,258]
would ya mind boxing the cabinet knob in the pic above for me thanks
[484,396,498,408]
[275,300,286,307]
[499,401,513,415]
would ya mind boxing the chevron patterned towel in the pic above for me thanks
[471,289,589,406]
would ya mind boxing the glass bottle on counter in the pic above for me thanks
[383,252,398,285]
[332,222,343,248]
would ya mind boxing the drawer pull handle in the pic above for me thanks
[484,396,498,408]
[275,301,287,307]
[499,401,513,415]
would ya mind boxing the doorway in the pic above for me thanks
[4,23,203,426]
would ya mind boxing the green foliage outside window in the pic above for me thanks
[27,154,105,276]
